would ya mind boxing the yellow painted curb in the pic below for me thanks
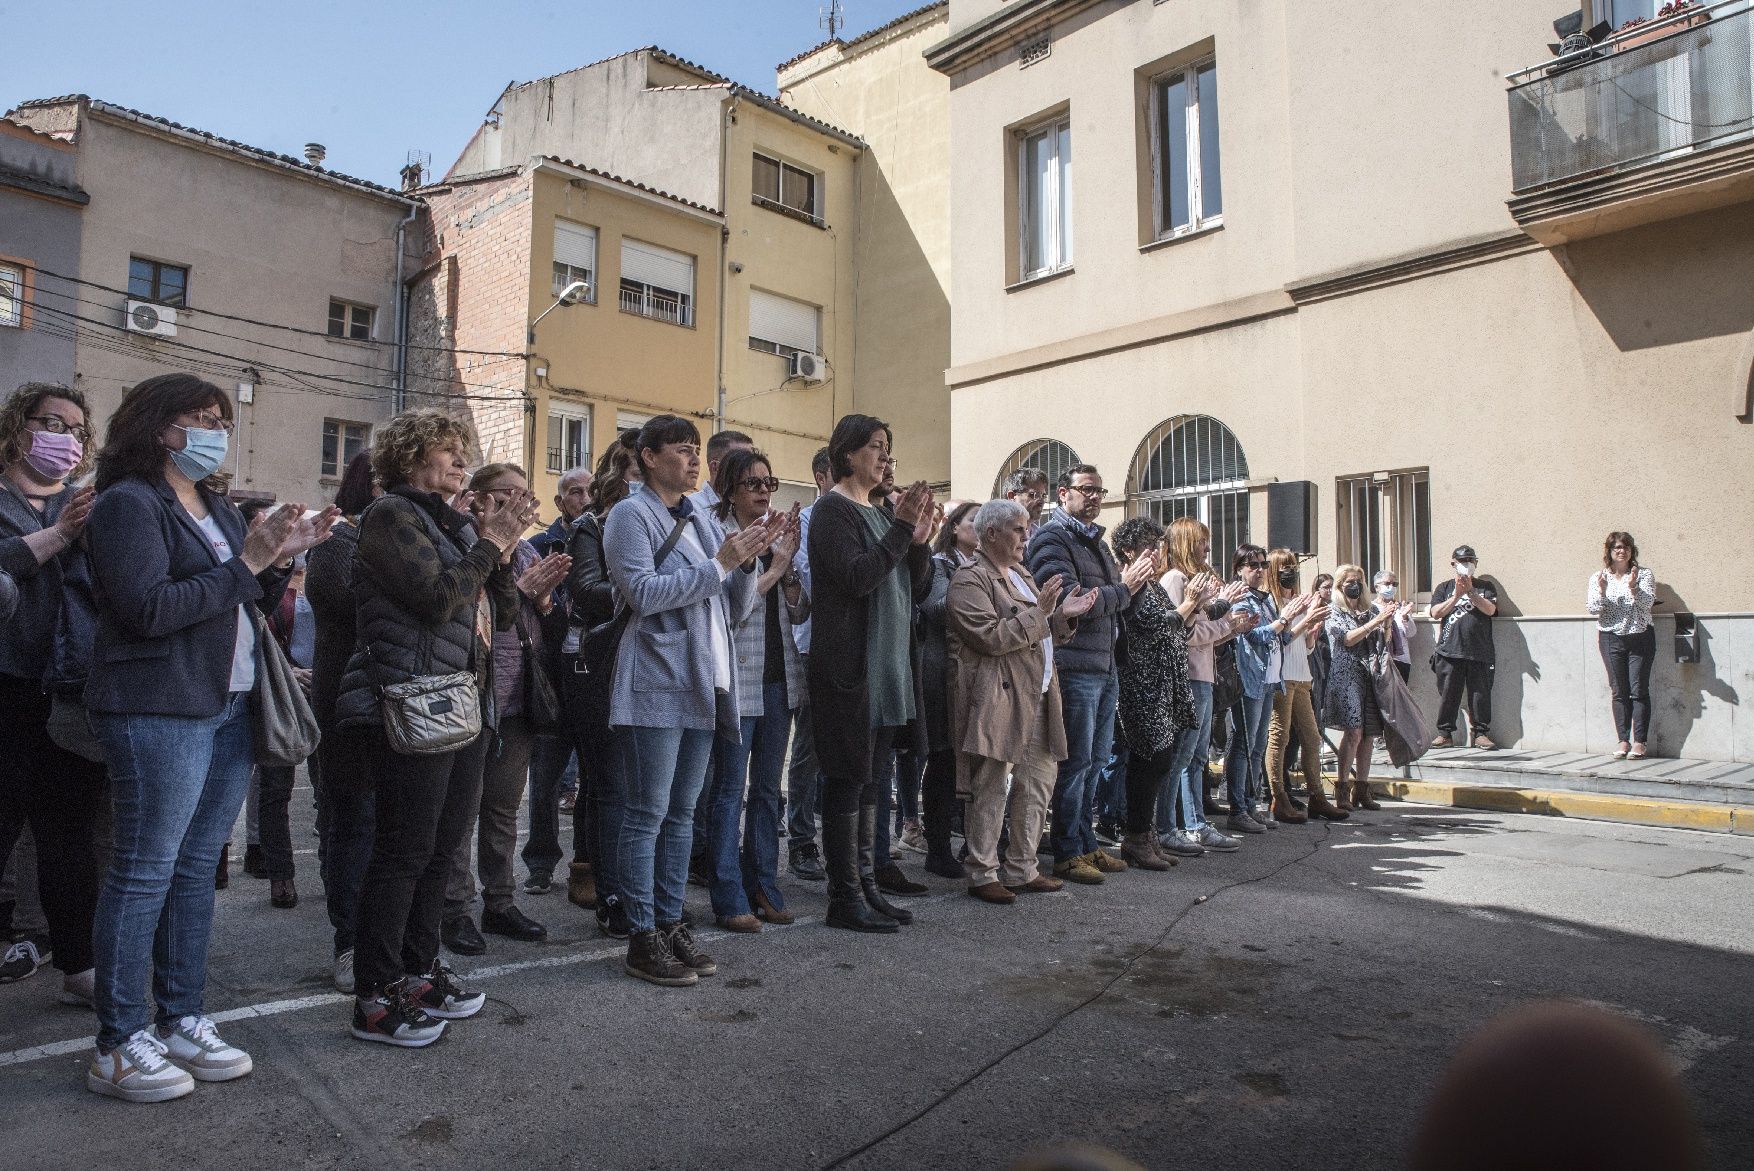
[1375,779,1752,835]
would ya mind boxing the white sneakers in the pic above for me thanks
[86,1016,252,1102]
[158,1015,253,1081]
[333,948,355,994]
[86,1031,195,1103]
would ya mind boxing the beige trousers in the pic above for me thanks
[963,693,1058,888]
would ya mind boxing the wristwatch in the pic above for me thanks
[782,570,801,589]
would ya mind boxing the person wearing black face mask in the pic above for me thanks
[1264,549,1341,821]
[1322,564,1395,813]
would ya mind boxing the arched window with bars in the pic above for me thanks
[1128,415,1251,561]
[992,439,1082,506]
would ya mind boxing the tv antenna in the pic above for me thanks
[820,1,844,40]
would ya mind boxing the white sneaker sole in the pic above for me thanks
[350,1022,446,1048]
[180,1055,253,1082]
[86,1069,195,1103]
[421,995,484,1020]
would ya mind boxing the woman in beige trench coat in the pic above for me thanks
[946,499,1096,904]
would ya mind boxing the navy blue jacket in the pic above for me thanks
[1024,509,1132,675]
[85,475,287,717]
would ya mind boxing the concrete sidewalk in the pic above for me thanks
[1369,746,1754,835]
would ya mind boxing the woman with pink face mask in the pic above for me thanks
[0,382,104,1010]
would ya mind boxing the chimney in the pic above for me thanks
[400,160,424,191]
[303,142,326,167]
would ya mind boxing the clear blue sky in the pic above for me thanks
[11,0,928,186]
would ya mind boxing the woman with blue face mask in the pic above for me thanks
[81,374,336,1102]
[0,383,105,1009]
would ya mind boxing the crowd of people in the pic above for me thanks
[0,373,1663,1103]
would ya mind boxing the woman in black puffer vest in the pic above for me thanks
[338,409,528,1050]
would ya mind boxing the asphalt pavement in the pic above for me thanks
[3,792,1751,1171]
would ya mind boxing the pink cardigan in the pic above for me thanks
[1162,567,1237,684]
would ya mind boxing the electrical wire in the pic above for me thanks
[30,282,522,378]
[28,302,528,404]
[26,262,527,358]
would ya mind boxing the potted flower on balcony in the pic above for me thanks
[1616,0,1712,52]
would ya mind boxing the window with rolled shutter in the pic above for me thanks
[552,221,598,302]
[618,240,695,327]
[747,289,821,359]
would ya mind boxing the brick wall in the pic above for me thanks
[405,170,533,468]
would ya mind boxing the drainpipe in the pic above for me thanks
[714,96,739,436]
[392,202,419,413]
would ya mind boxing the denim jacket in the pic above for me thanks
[1231,589,1292,700]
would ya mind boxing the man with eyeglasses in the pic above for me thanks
[1003,468,1049,538]
[1024,465,1155,885]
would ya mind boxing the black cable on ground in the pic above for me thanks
[818,823,1335,1171]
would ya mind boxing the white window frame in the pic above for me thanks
[0,264,21,328]
[327,299,376,341]
[1128,415,1251,558]
[321,419,371,478]
[1336,468,1434,599]
[752,151,823,225]
[1150,57,1223,241]
[618,239,695,328]
[1017,116,1073,280]
[546,401,592,476]
[747,289,821,361]
[552,220,598,303]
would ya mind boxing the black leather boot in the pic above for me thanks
[824,810,897,933]
[858,798,912,926]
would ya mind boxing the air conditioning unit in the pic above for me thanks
[125,300,178,338]
[788,352,826,384]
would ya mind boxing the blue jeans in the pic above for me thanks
[1160,680,1214,835]
[1225,690,1276,815]
[1050,670,1118,863]
[874,746,898,870]
[1097,744,1129,828]
[521,732,574,880]
[741,683,791,910]
[91,692,255,1049]
[784,658,824,851]
[616,725,714,934]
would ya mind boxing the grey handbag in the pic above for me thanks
[252,609,321,766]
[378,666,482,756]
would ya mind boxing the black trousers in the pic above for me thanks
[1434,656,1494,736]
[822,724,898,817]
[1123,741,1176,835]
[920,747,958,858]
[352,727,489,995]
[257,764,297,881]
[0,675,104,974]
[1599,628,1656,743]
[316,724,375,958]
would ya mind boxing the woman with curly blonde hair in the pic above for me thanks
[0,382,104,1009]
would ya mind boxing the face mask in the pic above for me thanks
[1342,581,1363,600]
[1277,570,1298,589]
[23,430,82,480]
[169,425,230,481]
[1377,584,1397,600]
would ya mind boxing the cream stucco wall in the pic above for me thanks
[39,109,411,505]
[936,0,1754,758]
[781,5,954,486]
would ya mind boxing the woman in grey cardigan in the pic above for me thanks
[602,416,775,987]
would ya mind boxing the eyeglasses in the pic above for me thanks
[1243,560,1269,569]
[738,476,780,493]
[27,415,93,445]
[1610,544,1632,551]
[183,411,235,435]
[1066,484,1108,499]
[1014,489,1045,502]
[478,487,523,501]
[882,456,899,467]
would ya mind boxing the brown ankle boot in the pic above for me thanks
[567,862,597,909]
[1305,778,1350,821]
[1354,779,1382,811]
[1334,778,1354,813]
[1120,833,1172,871]
[1269,775,1309,824]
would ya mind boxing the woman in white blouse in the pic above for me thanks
[1587,531,1656,760]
